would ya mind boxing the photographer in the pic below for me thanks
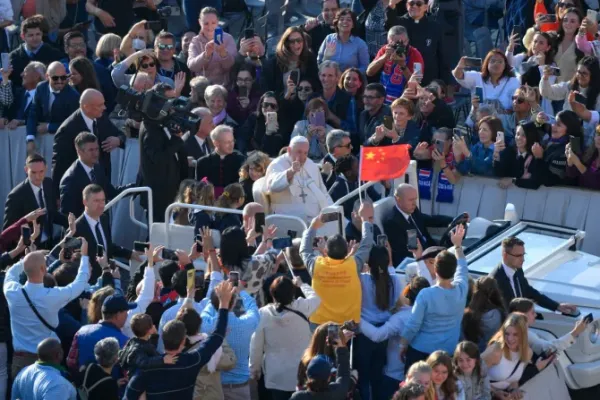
[138,83,190,222]
[366,26,424,104]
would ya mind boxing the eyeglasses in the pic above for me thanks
[506,251,526,258]
[51,75,68,82]
[512,96,525,104]
[408,1,425,7]
[141,62,156,68]
[557,2,573,7]
[362,95,381,100]
[489,59,505,65]
[158,43,175,50]
[237,78,253,84]
[297,86,313,92]
[68,42,86,49]
[287,38,303,44]
[262,102,278,110]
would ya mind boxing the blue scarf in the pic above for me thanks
[418,168,454,203]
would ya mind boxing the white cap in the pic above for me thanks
[289,136,309,148]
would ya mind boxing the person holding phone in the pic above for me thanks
[454,116,501,177]
[227,64,260,125]
[367,97,419,148]
[541,56,600,147]
[453,50,521,114]
[291,98,336,161]
[260,27,319,96]
[566,124,600,189]
[110,49,174,89]
[358,83,390,143]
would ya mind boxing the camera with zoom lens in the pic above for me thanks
[116,85,201,134]
[157,6,172,18]
[391,42,406,57]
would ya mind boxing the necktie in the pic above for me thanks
[513,273,522,297]
[89,168,96,183]
[37,187,45,209]
[409,215,427,246]
[92,120,98,137]
[202,141,209,155]
[94,221,105,249]
[49,91,59,115]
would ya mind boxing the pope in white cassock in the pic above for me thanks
[266,136,333,223]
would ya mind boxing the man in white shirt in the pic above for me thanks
[3,238,90,378]
[266,136,333,223]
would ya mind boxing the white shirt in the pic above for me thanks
[453,70,521,111]
[84,212,107,249]
[502,263,522,297]
[81,111,96,134]
[78,160,94,181]
[396,204,411,223]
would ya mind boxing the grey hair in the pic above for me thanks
[325,129,350,153]
[477,104,496,117]
[94,337,120,368]
[210,125,233,142]
[204,84,228,103]
[24,61,47,80]
[394,183,417,198]
[319,60,341,76]
[191,107,212,118]
[388,25,408,40]
[190,76,210,103]
[353,198,373,212]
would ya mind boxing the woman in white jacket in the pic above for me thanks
[250,275,321,400]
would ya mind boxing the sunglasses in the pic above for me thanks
[512,96,525,104]
[556,2,573,7]
[262,102,278,110]
[141,62,156,68]
[51,75,68,82]
[158,43,175,50]
[297,86,312,92]
[287,38,303,44]
[408,1,425,6]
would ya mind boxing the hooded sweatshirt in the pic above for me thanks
[249,284,321,391]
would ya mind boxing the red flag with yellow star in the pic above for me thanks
[359,145,411,181]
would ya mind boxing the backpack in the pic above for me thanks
[77,364,112,400]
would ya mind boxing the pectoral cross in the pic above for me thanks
[299,188,308,203]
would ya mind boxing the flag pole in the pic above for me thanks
[358,146,363,204]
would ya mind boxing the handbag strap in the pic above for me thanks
[84,364,113,392]
[281,305,310,324]
[490,360,522,383]
[21,288,56,332]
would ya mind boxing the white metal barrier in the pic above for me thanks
[105,186,154,231]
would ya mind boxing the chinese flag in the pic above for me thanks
[359,145,411,181]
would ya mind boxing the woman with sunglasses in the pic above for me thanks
[453,50,520,116]
[111,48,174,88]
[238,92,286,157]
[278,78,316,143]
[318,9,369,74]
[540,56,600,147]
[566,124,600,189]
[188,7,237,86]
[291,98,336,161]
[226,63,260,125]
[260,26,319,97]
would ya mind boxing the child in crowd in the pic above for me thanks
[453,341,491,400]
[118,314,175,378]
[404,361,435,400]
[427,350,465,400]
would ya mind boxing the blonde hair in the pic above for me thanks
[489,313,530,362]
[95,33,122,59]
[406,361,435,400]
[239,151,271,181]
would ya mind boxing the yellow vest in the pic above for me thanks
[310,255,362,325]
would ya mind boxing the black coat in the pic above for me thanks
[26,81,80,137]
[138,120,188,223]
[382,206,435,266]
[260,56,320,96]
[52,109,126,194]
[183,133,213,177]
[321,153,337,190]
[9,44,63,87]
[59,160,134,218]
[75,213,132,283]
[489,263,559,312]
[3,178,68,245]
[195,151,246,189]
[493,148,544,190]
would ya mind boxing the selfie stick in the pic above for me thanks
[282,250,295,277]
[357,146,364,204]
[349,337,354,369]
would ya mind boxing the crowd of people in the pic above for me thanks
[0,0,596,399]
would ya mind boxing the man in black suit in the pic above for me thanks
[75,184,140,282]
[139,109,189,223]
[383,183,436,266]
[489,237,577,314]
[52,89,126,193]
[60,132,134,217]
[322,129,353,190]
[195,125,246,198]
[26,62,80,154]
[8,16,63,88]
[5,61,46,129]
[3,154,68,247]
[183,107,214,177]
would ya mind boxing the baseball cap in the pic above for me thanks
[102,295,137,314]
[306,355,332,380]
[416,246,446,262]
